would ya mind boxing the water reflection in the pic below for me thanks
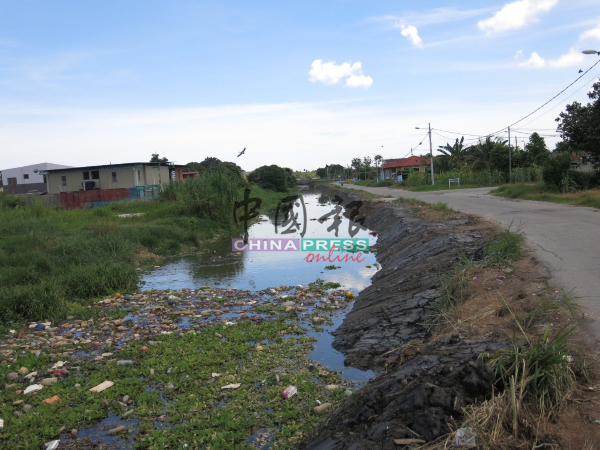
[142,192,377,292]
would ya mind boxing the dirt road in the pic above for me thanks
[341,183,600,346]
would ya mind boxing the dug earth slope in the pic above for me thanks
[303,187,554,449]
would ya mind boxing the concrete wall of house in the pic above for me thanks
[46,166,171,194]
[0,162,70,194]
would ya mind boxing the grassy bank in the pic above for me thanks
[0,183,292,323]
[491,183,600,209]
[392,183,480,191]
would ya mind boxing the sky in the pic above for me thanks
[1,0,600,172]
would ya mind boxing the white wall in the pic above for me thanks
[0,162,70,186]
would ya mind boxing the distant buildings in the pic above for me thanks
[0,163,71,194]
[381,156,430,181]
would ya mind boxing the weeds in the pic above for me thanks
[482,227,524,268]
[425,255,474,330]
[492,183,600,209]
[0,183,293,322]
[487,320,576,418]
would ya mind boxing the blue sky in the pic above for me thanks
[1,0,600,171]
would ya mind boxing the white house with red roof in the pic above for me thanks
[381,156,430,181]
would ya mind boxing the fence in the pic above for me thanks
[60,185,161,209]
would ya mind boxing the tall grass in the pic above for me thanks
[160,171,245,225]
[0,179,294,323]
[403,169,507,187]
[492,184,600,209]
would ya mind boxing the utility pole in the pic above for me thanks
[428,123,434,185]
[508,127,512,183]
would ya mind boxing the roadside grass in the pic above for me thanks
[391,183,480,192]
[0,318,348,449]
[354,180,394,187]
[425,227,523,330]
[492,183,600,209]
[0,184,292,323]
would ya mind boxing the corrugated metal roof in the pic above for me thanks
[382,156,430,169]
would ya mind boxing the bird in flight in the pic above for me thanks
[237,148,246,157]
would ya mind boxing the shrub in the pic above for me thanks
[542,153,571,190]
[248,165,296,192]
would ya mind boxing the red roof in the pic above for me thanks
[382,156,430,169]
[182,171,199,175]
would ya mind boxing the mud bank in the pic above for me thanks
[303,187,510,449]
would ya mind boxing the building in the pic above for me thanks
[0,162,71,194]
[182,171,199,180]
[381,156,431,181]
[44,162,183,195]
[43,162,185,209]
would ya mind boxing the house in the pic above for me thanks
[569,152,596,173]
[0,163,71,194]
[43,162,184,195]
[182,171,199,180]
[381,156,430,181]
[43,162,185,209]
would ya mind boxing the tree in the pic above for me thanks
[351,158,362,172]
[374,155,383,181]
[468,137,495,171]
[556,80,600,159]
[363,156,372,180]
[438,137,466,166]
[525,132,550,166]
[150,153,169,163]
[316,167,327,178]
[248,165,295,192]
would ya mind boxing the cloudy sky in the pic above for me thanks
[1,0,600,171]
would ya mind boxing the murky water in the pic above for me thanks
[141,191,378,382]
[142,191,377,292]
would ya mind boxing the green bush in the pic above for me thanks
[542,153,571,190]
[248,165,296,192]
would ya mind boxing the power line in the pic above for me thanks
[512,70,600,131]
[488,58,600,136]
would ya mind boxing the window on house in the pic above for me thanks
[61,176,67,186]
[413,167,420,172]
[137,170,141,181]
[43,175,47,183]
[83,172,90,180]
[91,171,100,180]
[23,174,29,180]
[8,177,17,186]
[112,172,117,182]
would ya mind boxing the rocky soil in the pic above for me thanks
[303,187,510,449]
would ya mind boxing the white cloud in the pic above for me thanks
[345,75,374,89]
[548,48,585,67]
[515,49,523,58]
[477,0,559,35]
[519,48,585,69]
[580,23,600,40]
[308,59,372,88]
[520,52,546,68]
[397,24,423,48]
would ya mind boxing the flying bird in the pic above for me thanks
[579,69,583,73]
[237,148,246,157]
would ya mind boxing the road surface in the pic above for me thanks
[340,184,600,346]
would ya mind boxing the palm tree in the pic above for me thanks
[468,136,495,171]
[438,136,466,167]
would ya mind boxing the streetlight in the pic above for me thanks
[582,49,600,55]
[415,124,435,185]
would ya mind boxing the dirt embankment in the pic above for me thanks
[303,188,516,449]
